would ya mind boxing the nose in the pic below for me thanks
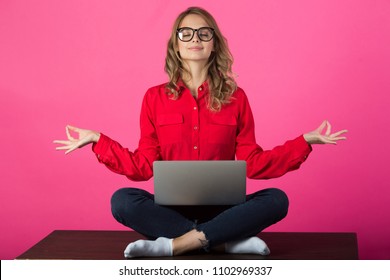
[192,31,200,42]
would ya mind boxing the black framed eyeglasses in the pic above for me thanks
[177,27,215,42]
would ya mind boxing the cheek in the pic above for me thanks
[206,44,214,55]
[206,41,214,53]
[177,43,186,56]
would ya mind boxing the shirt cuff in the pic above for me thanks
[294,134,313,160]
[92,133,110,159]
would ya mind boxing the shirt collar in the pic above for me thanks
[176,79,209,98]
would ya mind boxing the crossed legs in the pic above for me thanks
[111,187,288,258]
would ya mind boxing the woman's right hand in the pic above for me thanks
[53,125,100,154]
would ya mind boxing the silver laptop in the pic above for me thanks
[153,160,246,205]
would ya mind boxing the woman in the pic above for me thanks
[54,7,347,258]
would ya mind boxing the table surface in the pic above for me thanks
[16,230,359,260]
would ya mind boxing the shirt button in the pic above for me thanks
[194,146,198,150]
[194,126,198,130]
[193,106,197,110]
[199,87,203,91]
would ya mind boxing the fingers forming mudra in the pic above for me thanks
[53,125,100,154]
[304,120,348,145]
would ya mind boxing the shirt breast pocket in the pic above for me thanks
[208,115,237,145]
[157,113,183,145]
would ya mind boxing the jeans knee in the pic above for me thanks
[268,188,289,219]
[110,187,146,222]
[111,188,126,220]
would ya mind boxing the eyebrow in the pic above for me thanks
[178,26,211,29]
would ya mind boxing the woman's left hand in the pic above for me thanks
[303,120,347,145]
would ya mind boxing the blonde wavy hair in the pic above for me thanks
[165,7,237,111]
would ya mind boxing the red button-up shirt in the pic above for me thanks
[92,81,312,181]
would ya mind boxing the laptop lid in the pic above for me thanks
[153,160,246,205]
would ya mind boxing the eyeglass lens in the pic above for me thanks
[177,27,214,42]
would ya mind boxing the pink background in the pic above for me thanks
[0,0,389,260]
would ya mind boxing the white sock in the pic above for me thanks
[124,237,173,258]
[225,236,270,255]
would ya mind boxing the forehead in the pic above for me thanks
[179,14,209,28]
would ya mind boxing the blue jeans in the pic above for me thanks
[111,187,288,249]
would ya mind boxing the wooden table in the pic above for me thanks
[16,230,358,260]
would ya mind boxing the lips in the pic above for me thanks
[188,46,203,51]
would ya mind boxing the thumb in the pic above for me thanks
[67,125,80,133]
[316,120,327,133]
[66,125,81,141]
